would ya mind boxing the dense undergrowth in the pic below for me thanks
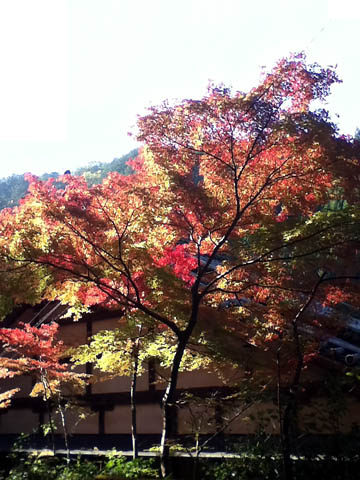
[0,454,161,480]
[0,450,360,480]
[1,428,360,480]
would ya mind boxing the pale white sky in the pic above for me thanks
[0,0,358,177]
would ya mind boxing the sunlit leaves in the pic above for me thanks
[0,53,358,374]
[0,322,87,405]
[0,389,19,409]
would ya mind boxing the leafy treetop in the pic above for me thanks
[0,53,359,351]
[0,322,86,407]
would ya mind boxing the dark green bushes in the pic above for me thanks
[0,454,160,480]
[3,456,98,480]
[1,446,360,480]
[98,456,159,479]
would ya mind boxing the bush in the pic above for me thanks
[6,456,98,480]
[100,456,159,479]
[201,454,280,480]
[58,458,98,480]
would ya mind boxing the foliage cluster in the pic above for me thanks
[100,455,159,479]
[1,454,160,480]
[1,447,360,480]
[0,149,137,211]
[0,53,360,480]
[202,455,360,480]
[0,322,87,407]
[2,455,98,480]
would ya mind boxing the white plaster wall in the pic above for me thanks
[0,408,38,434]
[92,368,148,394]
[0,374,33,398]
[176,370,224,389]
[105,403,163,434]
[44,407,98,435]
[224,402,279,434]
[92,318,123,334]
[58,322,87,347]
[136,404,163,434]
[178,405,216,435]
[105,405,131,434]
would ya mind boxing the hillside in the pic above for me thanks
[0,149,138,210]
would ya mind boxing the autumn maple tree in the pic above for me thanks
[0,53,359,477]
[0,321,86,459]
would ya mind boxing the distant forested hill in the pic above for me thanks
[0,149,138,210]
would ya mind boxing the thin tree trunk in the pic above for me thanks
[130,329,141,459]
[276,345,288,480]
[282,316,308,480]
[40,374,56,455]
[282,369,298,480]
[281,274,325,480]
[193,432,200,480]
[57,394,70,464]
[159,293,203,478]
[43,369,71,464]
[160,334,190,478]
[130,361,139,459]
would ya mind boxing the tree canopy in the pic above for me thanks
[0,53,359,477]
[0,149,138,211]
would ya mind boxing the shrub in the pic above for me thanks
[100,456,159,479]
